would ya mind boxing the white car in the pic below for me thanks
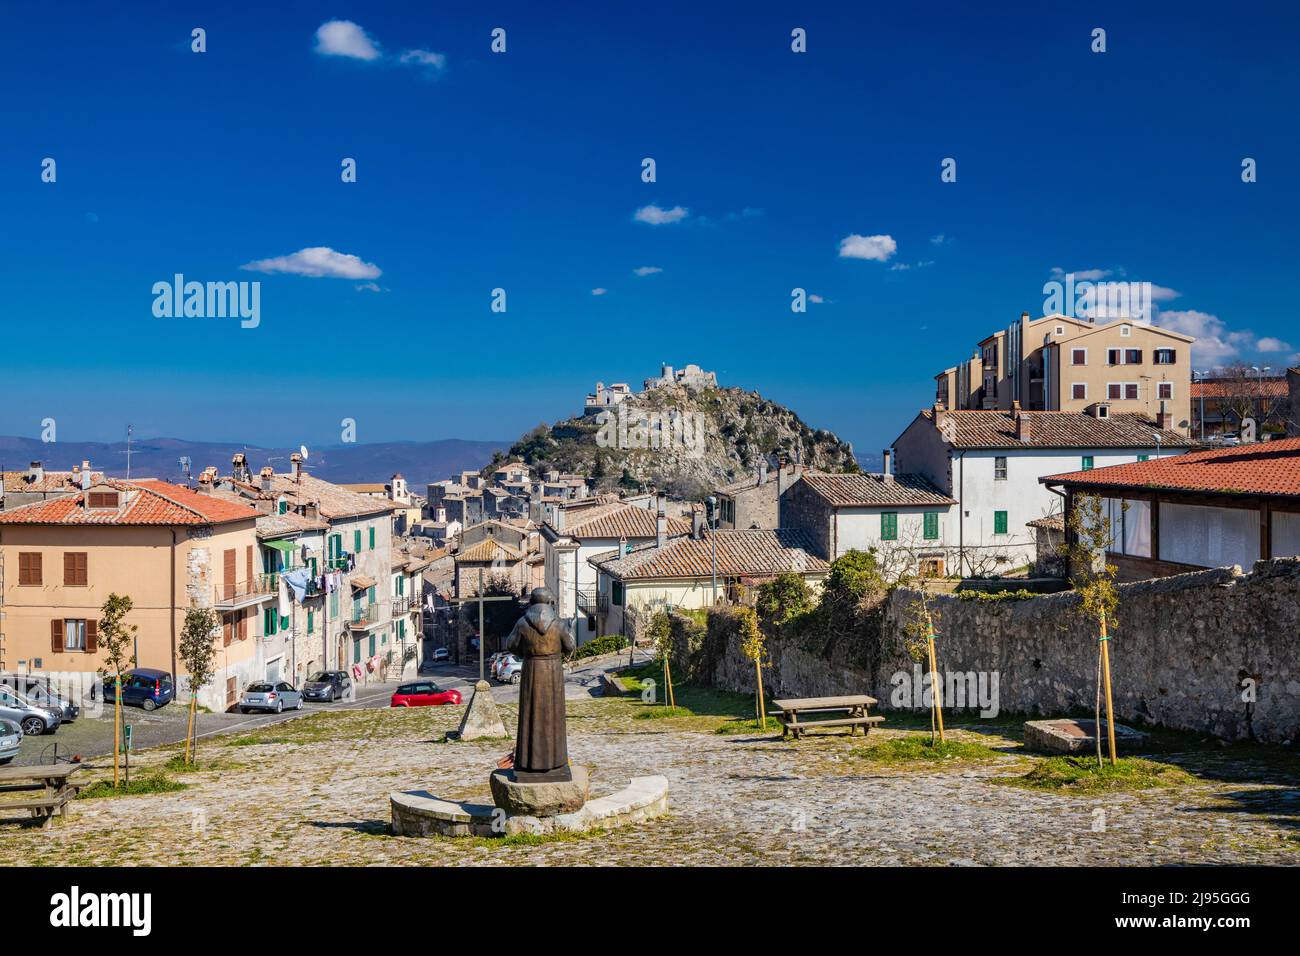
[0,718,22,764]
[497,655,523,685]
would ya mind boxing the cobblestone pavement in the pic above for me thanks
[2,699,1296,866]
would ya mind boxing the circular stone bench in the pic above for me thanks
[390,775,669,838]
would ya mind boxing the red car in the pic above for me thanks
[390,681,463,708]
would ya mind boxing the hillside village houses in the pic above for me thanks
[935,311,1194,434]
[889,406,1192,575]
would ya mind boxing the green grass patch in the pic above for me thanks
[1000,755,1193,794]
[77,772,189,800]
[853,736,1002,764]
[635,706,696,720]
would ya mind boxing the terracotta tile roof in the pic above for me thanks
[456,538,524,563]
[797,472,955,507]
[0,479,261,526]
[1026,515,1065,531]
[262,474,395,519]
[563,504,692,540]
[591,529,830,581]
[917,409,1193,449]
[1189,379,1288,400]
[1041,437,1300,499]
[256,511,328,537]
[340,483,388,494]
[2,469,105,494]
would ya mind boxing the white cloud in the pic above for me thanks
[838,234,897,262]
[591,288,608,296]
[314,20,382,61]
[1050,266,1112,281]
[354,282,385,293]
[930,234,953,245]
[809,294,825,304]
[890,260,934,272]
[633,204,689,225]
[1157,310,1257,366]
[633,266,663,276]
[242,247,382,279]
[399,49,447,72]
[1257,336,1293,353]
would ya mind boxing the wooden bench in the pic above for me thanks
[771,695,883,739]
[0,764,81,829]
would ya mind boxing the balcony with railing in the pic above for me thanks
[346,603,382,630]
[213,574,277,609]
[392,595,415,615]
[576,588,609,614]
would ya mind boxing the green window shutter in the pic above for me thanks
[330,590,339,617]
[368,634,376,656]
[369,527,375,550]
[612,582,624,605]
[278,500,287,514]
[397,575,405,596]
[353,639,361,664]
[1137,454,1149,462]
[398,620,405,640]
[994,511,1008,535]
[923,512,939,540]
[307,610,314,634]
[1082,456,1094,471]
[263,608,274,636]
[354,529,362,552]
[881,512,898,541]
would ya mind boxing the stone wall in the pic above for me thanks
[689,558,1300,743]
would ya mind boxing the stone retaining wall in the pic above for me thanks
[692,559,1300,744]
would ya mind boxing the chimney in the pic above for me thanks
[1011,400,1021,415]
[758,459,768,485]
[259,466,274,493]
[290,452,303,481]
[196,468,213,493]
[231,452,250,483]
[304,502,319,521]
[882,449,894,484]
[80,461,93,491]
[655,495,667,548]
[1015,411,1032,442]
[1156,400,1172,432]
[692,506,704,539]
[933,403,949,433]
[27,461,43,484]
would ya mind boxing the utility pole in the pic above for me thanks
[445,568,515,682]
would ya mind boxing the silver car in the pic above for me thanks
[0,687,61,736]
[0,718,22,764]
[238,681,303,714]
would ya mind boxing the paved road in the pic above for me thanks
[8,651,649,767]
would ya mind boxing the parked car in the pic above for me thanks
[390,681,462,707]
[3,676,79,723]
[0,718,22,764]
[0,687,62,736]
[489,652,518,680]
[497,656,523,685]
[302,671,352,703]
[431,647,451,663]
[101,668,174,711]
[239,681,303,714]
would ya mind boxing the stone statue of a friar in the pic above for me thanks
[504,588,576,782]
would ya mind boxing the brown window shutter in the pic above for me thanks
[246,545,254,584]
[51,619,64,653]
[237,612,247,642]
[223,617,233,647]
[64,552,87,586]
[86,620,98,653]
[20,552,42,586]
[223,548,237,598]
[77,552,88,585]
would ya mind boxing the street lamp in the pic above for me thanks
[1194,369,1211,440]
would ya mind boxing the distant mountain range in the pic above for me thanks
[0,436,510,486]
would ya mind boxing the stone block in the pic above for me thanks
[456,680,508,740]
[1024,718,1149,755]
[490,765,589,817]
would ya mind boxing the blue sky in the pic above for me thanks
[2,0,1298,460]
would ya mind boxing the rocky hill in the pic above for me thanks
[503,383,859,498]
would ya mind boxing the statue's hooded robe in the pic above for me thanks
[505,597,576,778]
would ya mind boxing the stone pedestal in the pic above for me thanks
[456,680,507,740]
[1024,718,1149,755]
[490,765,589,817]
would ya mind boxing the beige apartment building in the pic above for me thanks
[0,478,274,712]
[935,312,1194,434]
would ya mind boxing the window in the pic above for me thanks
[330,589,339,617]
[611,581,624,606]
[1107,348,1121,366]
[63,619,87,651]
[353,529,362,552]
[368,633,376,657]
[1158,382,1173,400]
[923,512,939,540]
[1071,348,1087,365]
[881,512,898,541]
[368,585,377,605]
[1154,348,1176,364]
[994,457,1008,480]
[397,575,405,596]
[369,526,376,550]
[307,609,315,634]
[263,607,277,637]
[1119,325,1131,337]
[87,491,119,509]
[1072,383,1087,401]
[1125,348,1142,365]
[1107,383,1122,400]
[1054,325,1065,336]
[1137,454,1150,462]
[993,511,1008,535]
[1125,383,1139,400]
[278,500,288,515]
[63,552,88,586]
[18,552,42,586]
[1082,456,1095,470]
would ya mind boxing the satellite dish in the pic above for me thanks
[300,445,310,460]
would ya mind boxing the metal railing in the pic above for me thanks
[346,603,381,629]
[214,574,276,605]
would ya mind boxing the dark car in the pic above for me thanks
[302,670,352,703]
[101,668,174,711]
[2,675,79,723]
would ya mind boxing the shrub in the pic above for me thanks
[570,634,629,659]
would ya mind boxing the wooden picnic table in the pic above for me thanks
[0,764,82,828]
[770,695,884,739]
